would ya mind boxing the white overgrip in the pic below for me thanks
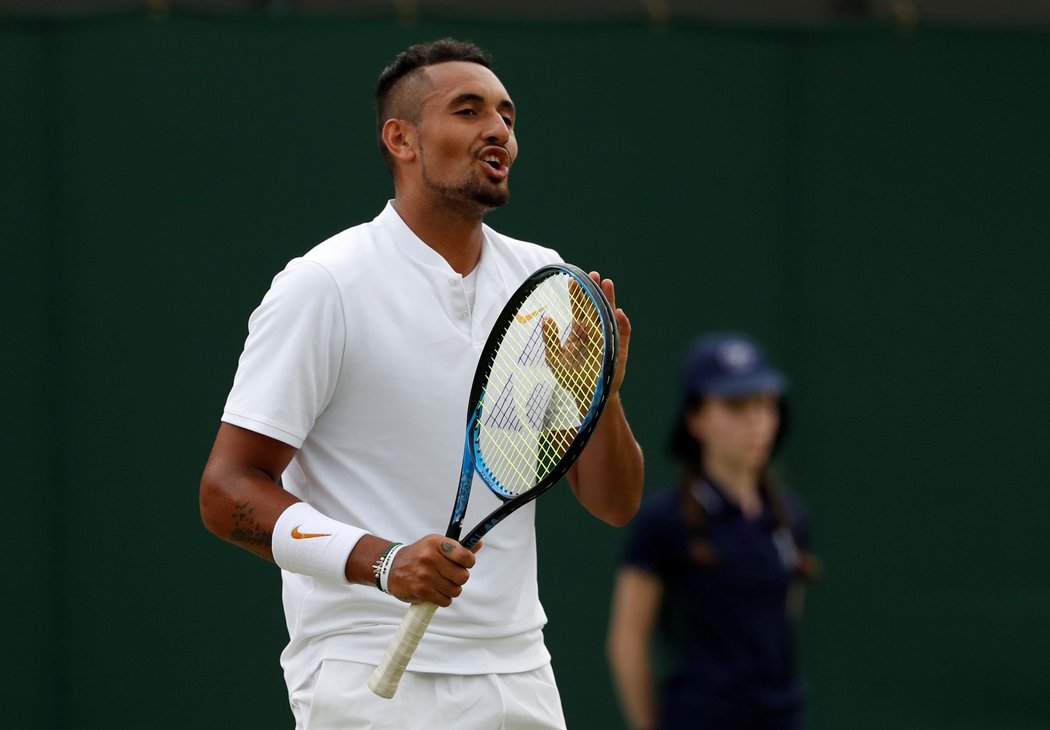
[367,602,440,699]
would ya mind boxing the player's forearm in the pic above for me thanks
[571,394,644,526]
[200,423,301,560]
[199,468,299,562]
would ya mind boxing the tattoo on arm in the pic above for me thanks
[229,501,272,548]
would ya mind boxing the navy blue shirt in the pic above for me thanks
[621,479,812,730]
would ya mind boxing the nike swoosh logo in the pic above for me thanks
[515,308,545,324]
[291,525,332,540]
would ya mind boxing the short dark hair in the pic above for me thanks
[374,39,494,173]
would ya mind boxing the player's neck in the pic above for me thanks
[392,195,485,275]
[701,458,762,518]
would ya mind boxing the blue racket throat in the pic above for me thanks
[446,408,481,542]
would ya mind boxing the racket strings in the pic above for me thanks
[476,272,608,497]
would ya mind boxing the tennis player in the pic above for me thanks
[199,38,644,729]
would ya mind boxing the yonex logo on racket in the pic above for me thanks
[291,525,332,539]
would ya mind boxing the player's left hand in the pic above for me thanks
[542,277,603,413]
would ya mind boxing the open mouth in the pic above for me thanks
[478,147,510,178]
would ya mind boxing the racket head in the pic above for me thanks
[460,263,617,544]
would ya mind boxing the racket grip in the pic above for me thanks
[367,602,439,699]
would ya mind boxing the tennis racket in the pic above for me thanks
[367,262,618,698]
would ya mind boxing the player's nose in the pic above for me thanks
[482,110,512,144]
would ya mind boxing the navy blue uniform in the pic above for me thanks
[621,478,811,730]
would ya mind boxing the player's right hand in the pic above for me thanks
[386,534,482,607]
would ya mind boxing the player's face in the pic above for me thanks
[688,393,780,473]
[415,61,518,211]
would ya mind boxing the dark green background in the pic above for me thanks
[4,11,1048,730]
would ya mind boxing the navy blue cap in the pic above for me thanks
[681,332,787,399]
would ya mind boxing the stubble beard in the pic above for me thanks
[420,155,510,219]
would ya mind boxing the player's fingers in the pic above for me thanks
[615,308,631,352]
[409,580,459,607]
[435,561,471,589]
[571,319,589,344]
[428,544,474,605]
[428,573,472,606]
[404,535,474,571]
[574,273,601,336]
[560,321,580,362]
[439,576,466,599]
[542,315,562,366]
[611,308,631,392]
[449,543,476,570]
[570,277,589,327]
[431,536,476,569]
[600,276,617,312]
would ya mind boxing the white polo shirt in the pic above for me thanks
[222,202,563,697]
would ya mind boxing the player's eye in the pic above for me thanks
[501,115,514,128]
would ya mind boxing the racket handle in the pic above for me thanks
[367,602,439,699]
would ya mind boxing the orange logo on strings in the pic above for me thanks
[515,308,545,324]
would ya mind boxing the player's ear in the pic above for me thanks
[381,118,417,164]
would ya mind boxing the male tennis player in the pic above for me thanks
[200,39,644,729]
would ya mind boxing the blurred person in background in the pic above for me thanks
[607,332,819,730]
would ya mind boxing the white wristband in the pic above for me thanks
[271,502,367,585]
[379,544,406,594]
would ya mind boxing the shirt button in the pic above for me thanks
[459,311,469,320]
[449,278,458,287]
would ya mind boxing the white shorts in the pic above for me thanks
[292,660,567,730]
